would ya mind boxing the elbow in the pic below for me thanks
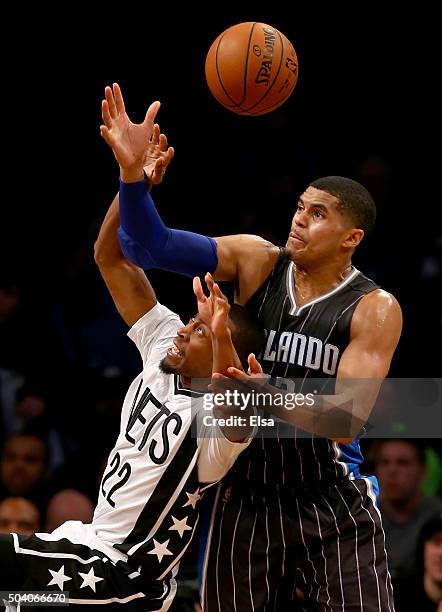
[93,239,122,268]
[93,239,106,266]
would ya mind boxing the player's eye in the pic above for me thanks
[196,326,204,336]
[313,210,324,219]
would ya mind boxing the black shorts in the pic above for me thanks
[201,477,395,612]
[0,533,175,611]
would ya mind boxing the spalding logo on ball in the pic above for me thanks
[205,22,299,116]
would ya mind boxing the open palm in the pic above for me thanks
[100,83,160,169]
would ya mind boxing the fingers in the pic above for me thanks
[247,353,253,375]
[150,125,169,152]
[193,276,206,302]
[154,157,164,177]
[105,85,117,119]
[212,283,221,297]
[205,272,215,294]
[226,367,248,379]
[248,353,263,374]
[213,282,228,302]
[147,147,174,186]
[99,125,112,145]
[101,99,112,128]
[161,147,174,170]
[151,123,160,145]
[208,372,229,392]
[112,82,126,115]
[205,273,223,299]
[143,100,161,129]
[159,132,168,152]
[247,353,256,375]
[205,272,228,303]
[211,372,228,380]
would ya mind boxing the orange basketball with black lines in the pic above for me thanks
[205,22,299,116]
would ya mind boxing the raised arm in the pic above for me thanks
[100,83,279,303]
[196,275,254,477]
[194,273,258,443]
[192,273,243,374]
[94,194,156,327]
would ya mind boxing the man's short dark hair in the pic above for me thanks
[229,305,265,370]
[309,176,376,236]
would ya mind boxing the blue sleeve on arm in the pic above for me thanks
[118,179,218,278]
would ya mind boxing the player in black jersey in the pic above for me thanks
[103,84,403,611]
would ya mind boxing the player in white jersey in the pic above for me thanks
[0,103,263,610]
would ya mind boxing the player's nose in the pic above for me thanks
[177,324,191,338]
[294,211,308,227]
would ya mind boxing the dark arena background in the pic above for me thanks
[0,3,440,610]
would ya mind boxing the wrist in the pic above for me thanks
[143,170,153,192]
[120,165,145,183]
[212,327,232,340]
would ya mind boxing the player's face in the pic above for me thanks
[285,187,354,263]
[162,315,214,380]
[424,532,442,582]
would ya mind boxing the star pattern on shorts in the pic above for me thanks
[47,565,72,591]
[78,567,104,593]
[182,487,201,509]
[169,515,192,538]
[147,538,174,563]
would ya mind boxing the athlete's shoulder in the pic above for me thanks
[215,233,275,245]
[352,288,403,338]
[215,234,279,259]
[358,288,401,313]
[213,234,280,300]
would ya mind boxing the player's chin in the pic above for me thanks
[159,356,182,375]
[285,240,303,260]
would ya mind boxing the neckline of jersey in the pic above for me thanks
[286,262,360,316]
[174,375,205,398]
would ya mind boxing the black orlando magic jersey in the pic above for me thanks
[229,250,379,490]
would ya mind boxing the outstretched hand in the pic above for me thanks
[100,83,160,176]
[193,272,230,336]
[143,123,174,188]
[209,353,266,415]
[212,352,264,383]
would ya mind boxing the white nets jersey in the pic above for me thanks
[45,302,249,581]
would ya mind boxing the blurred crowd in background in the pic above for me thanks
[0,3,440,610]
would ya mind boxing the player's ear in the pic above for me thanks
[342,228,364,249]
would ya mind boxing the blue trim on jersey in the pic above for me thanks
[338,438,379,497]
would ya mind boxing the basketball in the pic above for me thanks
[205,22,299,116]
